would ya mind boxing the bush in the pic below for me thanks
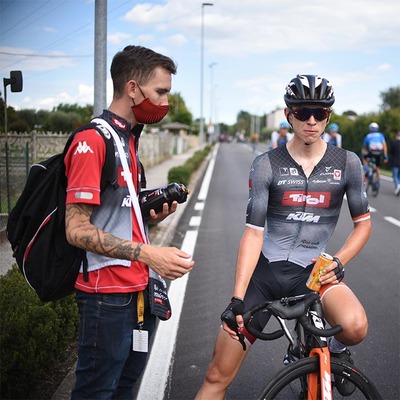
[168,165,191,186]
[168,145,212,186]
[0,266,79,399]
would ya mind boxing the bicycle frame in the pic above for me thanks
[289,300,333,400]
[252,294,338,400]
[307,307,332,400]
[244,292,382,399]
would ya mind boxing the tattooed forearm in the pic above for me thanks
[65,203,135,261]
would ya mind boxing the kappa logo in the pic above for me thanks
[74,141,94,154]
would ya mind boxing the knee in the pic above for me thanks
[204,362,233,388]
[340,313,368,345]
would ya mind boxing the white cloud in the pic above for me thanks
[108,32,132,45]
[163,34,187,47]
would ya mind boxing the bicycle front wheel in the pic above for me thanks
[258,356,382,400]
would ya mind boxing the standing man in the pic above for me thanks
[64,45,195,399]
[196,74,371,399]
[389,130,400,195]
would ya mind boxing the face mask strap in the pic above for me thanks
[132,84,147,106]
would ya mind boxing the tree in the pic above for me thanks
[53,103,93,123]
[167,92,193,126]
[380,87,400,110]
[45,111,81,132]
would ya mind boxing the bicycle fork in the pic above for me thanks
[307,310,332,400]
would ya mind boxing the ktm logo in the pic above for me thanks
[286,212,320,223]
[282,191,331,207]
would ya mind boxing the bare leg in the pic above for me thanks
[195,328,251,400]
[322,285,368,345]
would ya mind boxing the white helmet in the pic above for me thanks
[369,122,379,132]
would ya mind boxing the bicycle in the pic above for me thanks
[364,157,380,197]
[241,291,382,399]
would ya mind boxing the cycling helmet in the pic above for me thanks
[279,121,291,129]
[328,123,339,132]
[369,122,379,132]
[284,74,335,108]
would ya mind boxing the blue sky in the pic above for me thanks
[1,0,399,125]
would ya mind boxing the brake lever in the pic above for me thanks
[221,310,247,351]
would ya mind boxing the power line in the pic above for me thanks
[0,51,92,58]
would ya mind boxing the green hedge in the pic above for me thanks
[0,266,79,399]
[168,145,212,186]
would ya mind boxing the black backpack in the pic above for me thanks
[6,122,116,302]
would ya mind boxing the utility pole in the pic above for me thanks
[94,0,107,116]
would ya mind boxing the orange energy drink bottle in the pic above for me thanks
[306,252,333,291]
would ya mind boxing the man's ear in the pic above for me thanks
[126,80,137,98]
[284,108,293,129]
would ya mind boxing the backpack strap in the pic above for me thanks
[62,122,116,282]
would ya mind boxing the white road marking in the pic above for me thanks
[136,144,219,400]
[189,216,202,226]
[384,216,400,228]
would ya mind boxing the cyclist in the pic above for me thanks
[322,122,342,147]
[362,122,389,178]
[270,121,293,149]
[196,74,371,400]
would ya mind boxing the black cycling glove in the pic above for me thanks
[332,256,345,282]
[221,297,246,351]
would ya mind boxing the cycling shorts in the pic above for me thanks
[242,253,346,345]
[365,152,383,167]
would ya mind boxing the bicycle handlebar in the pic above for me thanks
[243,292,342,341]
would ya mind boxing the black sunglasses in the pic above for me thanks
[290,107,331,122]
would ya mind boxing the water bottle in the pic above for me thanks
[139,182,189,220]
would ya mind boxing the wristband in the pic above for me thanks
[332,256,345,282]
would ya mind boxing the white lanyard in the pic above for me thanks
[91,118,148,244]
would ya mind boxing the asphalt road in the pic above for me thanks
[139,141,400,400]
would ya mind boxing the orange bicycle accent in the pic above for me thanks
[309,348,332,400]
[243,292,382,399]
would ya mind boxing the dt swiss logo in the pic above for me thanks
[282,191,331,207]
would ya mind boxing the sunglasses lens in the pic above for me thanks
[292,108,329,121]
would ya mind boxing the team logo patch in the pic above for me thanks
[333,169,342,180]
[112,117,128,131]
[279,167,289,176]
[74,141,94,154]
[289,168,299,175]
[282,191,331,207]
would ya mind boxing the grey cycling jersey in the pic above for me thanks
[246,144,370,268]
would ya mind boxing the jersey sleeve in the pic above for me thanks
[345,151,370,223]
[246,154,272,229]
[64,128,107,205]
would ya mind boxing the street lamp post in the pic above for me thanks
[209,62,217,142]
[199,2,213,147]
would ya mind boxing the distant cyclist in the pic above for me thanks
[323,122,342,148]
[270,121,293,149]
[362,122,389,177]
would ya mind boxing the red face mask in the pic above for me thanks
[131,85,169,124]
